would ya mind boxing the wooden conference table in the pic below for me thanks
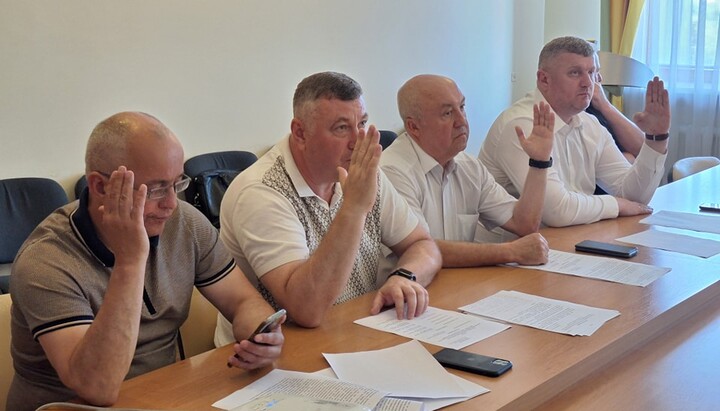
[112,165,720,410]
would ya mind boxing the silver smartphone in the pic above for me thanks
[247,309,286,342]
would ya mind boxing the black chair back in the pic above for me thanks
[183,151,258,227]
[379,130,398,150]
[0,178,68,263]
[0,178,68,294]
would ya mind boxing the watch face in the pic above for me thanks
[392,268,416,281]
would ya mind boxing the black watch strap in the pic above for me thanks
[645,133,669,141]
[529,157,553,169]
[389,268,416,281]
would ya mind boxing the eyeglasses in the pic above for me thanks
[96,172,191,200]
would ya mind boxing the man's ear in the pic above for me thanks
[87,172,106,196]
[290,118,306,148]
[537,69,549,91]
[405,117,421,140]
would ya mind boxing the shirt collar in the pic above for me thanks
[281,135,342,201]
[70,188,159,268]
[402,132,457,178]
[531,88,584,135]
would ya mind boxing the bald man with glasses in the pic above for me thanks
[7,112,284,411]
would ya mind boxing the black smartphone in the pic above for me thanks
[247,309,286,342]
[575,240,638,258]
[433,348,512,377]
[699,202,720,213]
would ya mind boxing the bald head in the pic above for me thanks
[398,74,459,124]
[397,74,468,166]
[85,112,178,174]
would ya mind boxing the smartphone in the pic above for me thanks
[247,309,286,342]
[433,348,512,377]
[699,202,720,213]
[575,240,638,258]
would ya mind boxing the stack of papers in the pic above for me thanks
[214,341,489,411]
[513,250,669,287]
[459,290,620,336]
[353,306,509,349]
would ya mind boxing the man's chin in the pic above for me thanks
[144,220,167,237]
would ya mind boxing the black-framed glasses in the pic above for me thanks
[96,172,191,200]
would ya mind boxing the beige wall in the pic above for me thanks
[0,1,599,198]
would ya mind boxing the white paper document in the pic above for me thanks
[617,229,720,258]
[353,306,510,349]
[459,290,620,336]
[212,369,387,411]
[640,210,720,234]
[322,340,489,410]
[315,367,485,411]
[513,249,669,287]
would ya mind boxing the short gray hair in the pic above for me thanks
[538,36,595,69]
[292,72,363,119]
[85,112,168,173]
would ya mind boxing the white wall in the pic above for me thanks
[511,0,601,102]
[0,0,514,197]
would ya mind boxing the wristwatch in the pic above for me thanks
[645,133,670,141]
[389,268,416,282]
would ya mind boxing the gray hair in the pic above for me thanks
[538,36,595,69]
[292,72,363,119]
[85,112,168,173]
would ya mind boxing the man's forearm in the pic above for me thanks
[64,263,146,404]
[392,238,441,287]
[276,204,368,327]
[593,101,644,157]
[437,240,514,267]
[507,167,547,236]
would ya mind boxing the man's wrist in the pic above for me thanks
[529,157,553,169]
[388,268,416,281]
[645,133,669,141]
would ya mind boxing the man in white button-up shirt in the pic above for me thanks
[480,36,671,227]
[381,74,555,267]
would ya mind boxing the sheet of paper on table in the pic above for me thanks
[617,228,720,258]
[354,306,510,349]
[512,249,669,287]
[640,210,720,235]
[459,290,620,336]
[321,340,489,410]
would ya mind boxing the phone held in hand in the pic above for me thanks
[699,202,720,213]
[248,309,286,342]
[575,240,638,258]
[433,348,512,377]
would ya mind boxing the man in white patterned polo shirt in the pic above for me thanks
[216,72,441,341]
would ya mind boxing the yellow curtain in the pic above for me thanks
[608,0,646,108]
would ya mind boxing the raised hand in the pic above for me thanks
[516,101,555,162]
[97,166,149,266]
[337,125,382,216]
[633,76,671,135]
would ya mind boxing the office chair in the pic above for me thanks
[183,150,258,228]
[0,293,12,410]
[74,175,88,199]
[0,177,68,294]
[177,288,219,360]
[670,156,720,183]
[379,130,398,150]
